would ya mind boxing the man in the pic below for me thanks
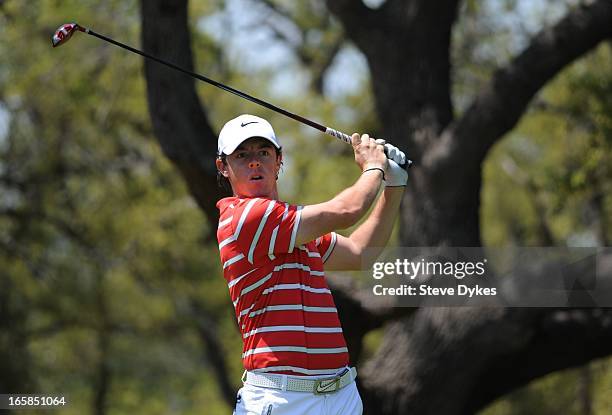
[215,114,407,415]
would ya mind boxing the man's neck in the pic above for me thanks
[233,190,279,200]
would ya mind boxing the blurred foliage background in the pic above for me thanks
[0,0,610,414]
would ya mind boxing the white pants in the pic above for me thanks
[233,380,363,415]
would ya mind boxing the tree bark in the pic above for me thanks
[0,273,33,399]
[188,299,237,407]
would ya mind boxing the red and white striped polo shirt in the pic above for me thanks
[216,196,349,376]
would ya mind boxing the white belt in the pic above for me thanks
[243,367,357,395]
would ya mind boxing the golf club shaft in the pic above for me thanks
[84,28,342,138]
[80,26,411,166]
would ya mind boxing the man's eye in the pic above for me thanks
[236,153,245,159]
[259,150,270,156]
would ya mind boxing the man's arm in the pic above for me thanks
[323,186,404,271]
[294,133,387,247]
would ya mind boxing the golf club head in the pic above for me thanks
[51,23,80,47]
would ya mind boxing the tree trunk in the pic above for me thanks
[140,0,228,228]
[0,274,33,397]
[578,365,592,415]
[401,170,482,246]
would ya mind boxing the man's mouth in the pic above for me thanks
[250,175,263,181]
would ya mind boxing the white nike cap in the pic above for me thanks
[217,114,281,155]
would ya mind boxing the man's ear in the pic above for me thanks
[275,153,283,180]
[216,157,229,178]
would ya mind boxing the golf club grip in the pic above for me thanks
[324,127,352,144]
[325,128,412,169]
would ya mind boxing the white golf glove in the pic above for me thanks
[385,159,408,187]
[374,139,406,166]
[384,144,406,165]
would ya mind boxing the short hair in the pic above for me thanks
[216,153,232,192]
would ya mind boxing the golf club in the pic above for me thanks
[52,23,412,168]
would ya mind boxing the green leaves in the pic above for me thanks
[482,42,612,247]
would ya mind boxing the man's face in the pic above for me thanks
[216,137,282,199]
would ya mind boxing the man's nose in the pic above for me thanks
[248,159,261,168]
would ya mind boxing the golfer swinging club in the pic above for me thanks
[215,114,408,415]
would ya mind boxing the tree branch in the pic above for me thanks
[254,0,345,94]
[255,0,295,22]
[465,307,612,414]
[311,37,344,94]
[426,0,612,175]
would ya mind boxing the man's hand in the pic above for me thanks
[373,139,406,166]
[384,143,406,165]
[372,138,408,186]
[351,133,387,171]
[384,159,408,187]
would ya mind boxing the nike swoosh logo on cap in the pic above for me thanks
[241,121,258,127]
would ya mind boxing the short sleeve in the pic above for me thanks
[315,232,337,263]
[231,198,302,264]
